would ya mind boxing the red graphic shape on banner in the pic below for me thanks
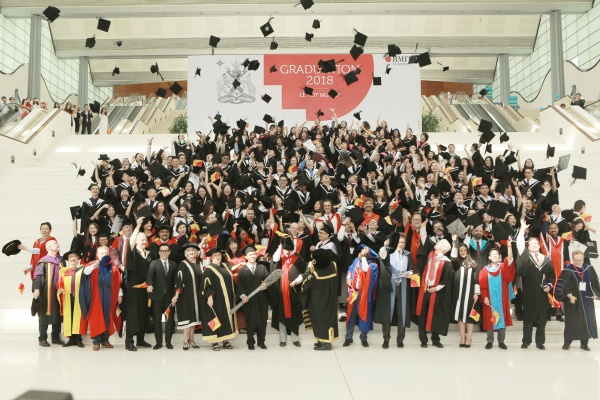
[264,54,374,120]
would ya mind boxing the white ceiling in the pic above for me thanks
[0,0,593,86]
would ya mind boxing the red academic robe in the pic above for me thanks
[540,233,567,309]
[478,258,515,331]
[29,236,56,281]
[83,262,122,338]
[404,222,421,269]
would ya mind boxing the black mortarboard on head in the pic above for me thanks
[343,71,359,85]
[305,32,314,42]
[170,82,183,96]
[328,89,339,98]
[353,29,367,47]
[478,119,493,133]
[260,17,275,37]
[499,132,509,143]
[261,94,272,103]
[43,6,60,22]
[312,19,321,29]
[270,39,279,50]
[209,35,220,54]
[353,111,362,120]
[195,67,201,77]
[373,76,382,86]
[388,44,401,57]
[156,87,167,98]
[281,237,294,251]
[85,36,96,49]
[263,114,275,124]
[546,144,556,159]
[350,45,364,61]
[296,0,314,10]
[97,18,111,32]
[487,200,510,219]
[464,212,482,228]
[303,86,314,96]
[417,52,431,67]
[572,165,587,183]
[479,130,495,144]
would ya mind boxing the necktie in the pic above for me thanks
[250,264,255,274]
[428,259,436,281]
[476,241,481,257]
[535,253,539,264]
[163,261,168,275]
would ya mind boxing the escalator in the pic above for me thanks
[476,104,516,132]
[453,104,471,119]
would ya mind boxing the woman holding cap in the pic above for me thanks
[172,242,203,350]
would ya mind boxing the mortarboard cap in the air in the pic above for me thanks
[43,6,60,22]
[479,130,496,144]
[303,86,314,96]
[90,101,101,113]
[319,59,336,73]
[388,44,401,57]
[464,212,482,228]
[353,29,367,47]
[312,19,321,29]
[70,206,82,220]
[269,65,277,73]
[572,165,587,181]
[350,45,364,61]
[478,119,493,133]
[85,36,96,48]
[170,82,183,96]
[156,88,167,98]
[261,94,272,103]
[260,17,275,37]
[97,18,111,32]
[417,52,431,67]
[546,144,556,159]
[386,65,392,74]
[343,71,359,85]
[492,220,511,241]
[209,35,220,48]
[253,125,266,134]
[328,89,339,98]
[487,200,510,219]
[263,114,275,124]
[305,32,314,42]
[353,111,362,120]
[298,0,314,10]
[443,66,450,72]
[485,143,492,154]
[373,76,382,86]
[270,40,279,50]
[500,132,510,143]
[248,60,261,71]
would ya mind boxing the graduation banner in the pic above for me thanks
[188,53,421,133]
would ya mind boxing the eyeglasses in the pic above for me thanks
[159,250,171,253]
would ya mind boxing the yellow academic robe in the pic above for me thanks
[59,265,87,336]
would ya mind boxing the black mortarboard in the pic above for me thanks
[353,29,367,46]
[417,52,431,67]
[504,152,517,165]
[328,89,339,98]
[464,212,482,228]
[98,154,110,161]
[492,221,510,241]
[495,162,509,179]
[297,0,314,10]
[253,125,266,134]
[156,87,167,98]
[478,119,493,133]
[112,66,120,76]
[77,166,85,177]
[305,32,314,42]
[134,205,153,220]
[214,112,222,120]
[170,82,183,96]
[243,58,251,68]
[270,40,278,50]
[303,86,314,96]
[438,179,452,193]
[390,206,404,223]
[43,6,60,22]
[408,55,419,64]
[260,17,274,37]
[261,94,272,103]
[500,132,510,143]
[312,19,321,29]
[373,76,382,86]
[195,67,201,77]
[388,44,401,57]
[270,65,277,73]
[206,247,223,257]
[350,45,364,61]
[438,144,447,152]
[278,119,285,128]
[70,205,81,220]
[209,35,220,48]
[97,18,111,32]
[487,200,510,219]
[248,60,261,71]
[207,221,224,236]
[263,114,275,124]
[546,144,556,159]
[485,143,492,154]
[281,237,294,251]
[479,130,496,144]
[319,59,336,73]
[258,196,274,209]
[353,111,362,120]
[316,109,325,118]
[494,180,506,194]
[557,154,570,172]
[85,36,96,48]
[236,119,246,129]
[121,218,134,227]
[90,101,101,113]
[2,239,22,256]
[572,165,587,180]
[347,207,365,227]
[479,89,488,97]
[385,65,392,74]
[442,66,450,72]
[343,71,359,85]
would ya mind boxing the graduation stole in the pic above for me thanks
[404,223,420,268]
[417,252,446,331]
[45,259,60,316]
[540,233,565,293]
[281,253,298,318]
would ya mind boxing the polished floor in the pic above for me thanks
[2,316,600,400]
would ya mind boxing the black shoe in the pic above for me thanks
[126,344,137,352]
[459,344,465,348]
[397,342,404,348]
[499,343,508,350]
[562,344,570,350]
[259,344,267,350]
[248,345,255,350]
[166,343,174,349]
[485,343,493,350]
[39,341,50,347]
[51,339,65,345]
[76,341,85,348]
[521,344,529,349]
[314,343,332,351]
[464,345,471,349]
[361,340,369,348]
[153,344,163,350]
[536,344,545,350]
[420,343,428,348]
[581,344,591,351]
[556,315,564,322]
[343,339,353,347]
[137,341,152,348]
[62,340,75,348]
[382,341,389,349]
[432,342,444,348]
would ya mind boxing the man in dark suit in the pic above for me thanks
[570,93,585,108]
[80,104,94,135]
[146,243,177,349]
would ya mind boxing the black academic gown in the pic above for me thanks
[235,263,270,329]
[300,262,339,343]
[517,249,555,325]
[451,259,479,323]
[201,263,238,342]
[174,259,202,328]
[270,255,307,335]
[125,246,151,337]
[555,264,600,341]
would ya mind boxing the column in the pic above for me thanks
[549,10,565,100]
[27,15,42,99]
[78,56,89,106]
[498,54,510,106]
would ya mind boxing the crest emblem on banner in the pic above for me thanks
[217,62,256,104]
